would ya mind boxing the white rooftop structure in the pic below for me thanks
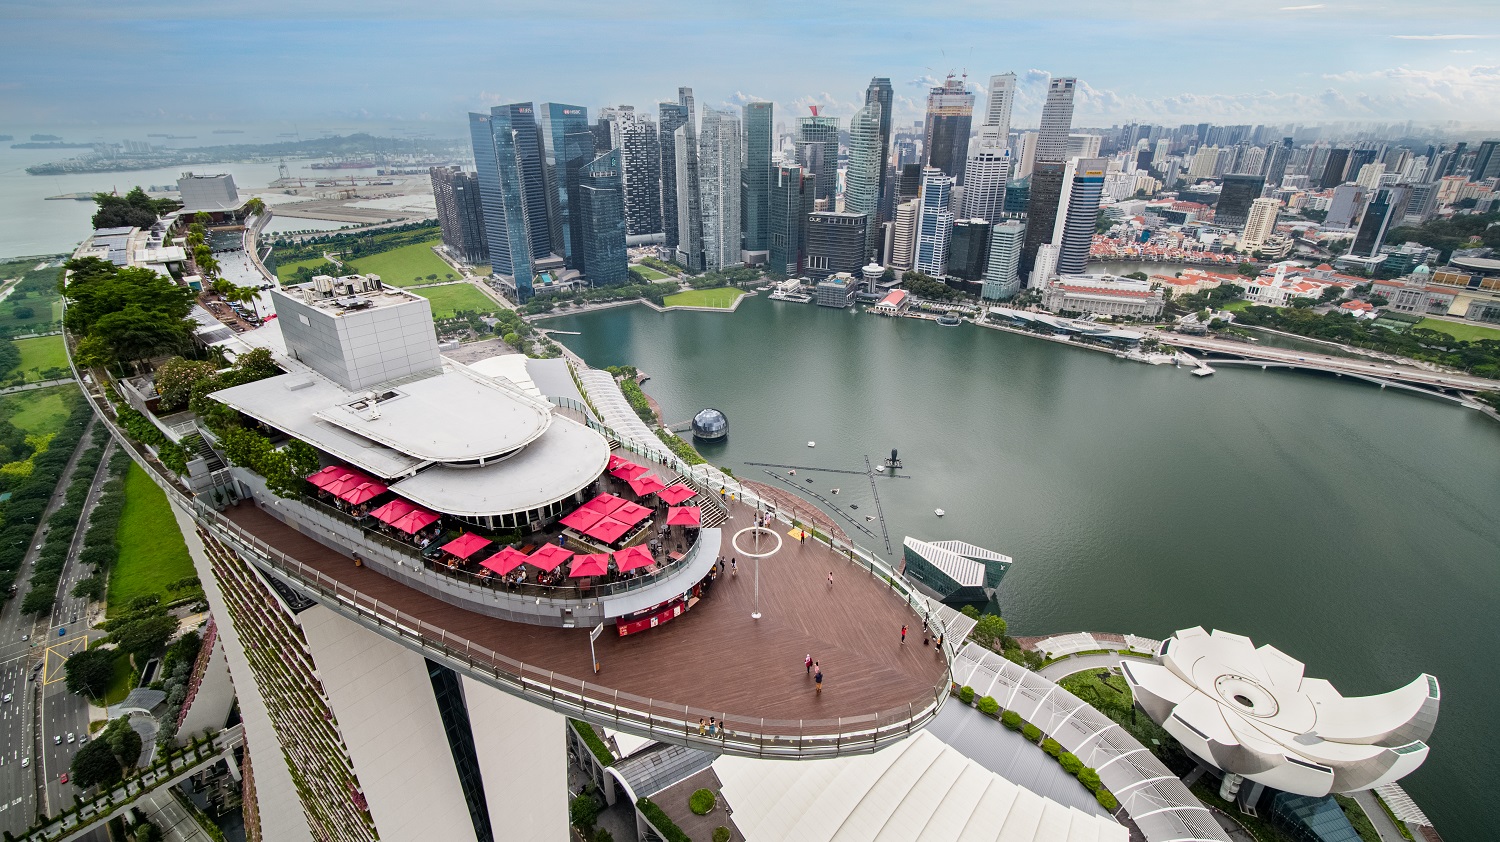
[1123,627,1439,797]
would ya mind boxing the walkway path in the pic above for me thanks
[1036,652,1130,682]
[1353,790,1408,842]
[0,379,73,395]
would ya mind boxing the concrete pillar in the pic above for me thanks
[1219,772,1243,802]
[222,749,242,781]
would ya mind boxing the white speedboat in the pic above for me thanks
[807,441,816,447]
[934,508,945,517]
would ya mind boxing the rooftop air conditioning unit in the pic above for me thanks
[313,275,335,294]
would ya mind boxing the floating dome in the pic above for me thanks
[1122,627,1439,797]
[691,408,728,441]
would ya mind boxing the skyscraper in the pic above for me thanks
[1321,148,1352,189]
[946,219,990,281]
[540,102,592,270]
[1216,174,1266,230]
[1031,242,1060,289]
[1469,139,1500,181]
[617,113,662,240]
[740,101,773,261]
[844,101,884,260]
[1036,77,1078,164]
[673,88,705,272]
[865,77,895,220]
[983,72,1017,149]
[1050,157,1107,276]
[805,211,868,280]
[1021,77,1077,275]
[658,102,690,251]
[890,199,918,270]
[1351,185,1411,258]
[923,76,975,185]
[769,163,814,277]
[469,104,550,300]
[914,167,955,276]
[796,110,841,208]
[982,220,1025,300]
[429,166,488,266]
[578,149,628,285]
[962,148,1011,225]
[1239,197,1280,254]
[698,106,742,271]
[1264,142,1291,189]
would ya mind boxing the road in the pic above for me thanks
[0,415,97,837]
[135,788,216,842]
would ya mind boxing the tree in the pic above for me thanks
[99,599,176,663]
[64,647,118,698]
[974,614,1007,646]
[70,739,124,790]
[90,305,194,365]
[62,260,195,339]
[243,197,266,217]
[104,716,143,768]
[89,187,179,230]
[71,575,105,602]
[1367,294,1389,307]
[569,793,600,833]
[1124,271,1148,281]
[1320,284,1345,303]
[1236,262,1259,278]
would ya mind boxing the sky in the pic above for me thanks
[3,0,1500,135]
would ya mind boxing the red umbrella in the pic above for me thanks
[613,544,654,573]
[584,517,632,545]
[528,543,574,572]
[339,481,388,506]
[307,466,349,489]
[441,532,492,561]
[480,547,529,576]
[390,508,439,534]
[627,473,666,497]
[666,506,701,527]
[568,553,610,578]
[582,494,627,516]
[560,507,606,532]
[323,470,372,498]
[609,462,648,481]
[657,484,698,505]
[370,499,415,525]
[613,501,652,525]
[606,454,630,472]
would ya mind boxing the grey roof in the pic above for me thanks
[524,357,587,406]
[611,741,719,799]
[903,537,986,587]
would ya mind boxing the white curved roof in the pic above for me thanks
[1123,627,1439,796]
[390,414,610,518]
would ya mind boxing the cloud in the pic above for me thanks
[1278,3,1324,9]
[790,91,862,117]
[724,91,768,106]
[1391,34,1497,40]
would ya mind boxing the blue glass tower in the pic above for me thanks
[578,149,628,286]
[540,103,592,270]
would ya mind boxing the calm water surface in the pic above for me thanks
[549,294,1500,840]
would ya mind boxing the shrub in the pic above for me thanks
[713,827,731,842]
[976,696,999,717]
[1096,789,1119,811]
[569,719,614,768]
[1041,737,1062,757]
[569,793,600,832]
[1059,752,1083,775]
[636,798,691,842]
[595,830,614,842]
[1022,723,1042,743]
[689,787,716,815]
[1000,710,1022,730]
[1077,767,1101,793]
[958,685,975,705]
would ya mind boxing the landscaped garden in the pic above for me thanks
[348,239,455,286]
[12,335,69,380]
[412,283,499,318]
[663,287,746,309]
[105,463,197,616]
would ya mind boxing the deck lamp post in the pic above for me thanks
[732,525,780,621]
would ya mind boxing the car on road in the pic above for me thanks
[59,773,68,784]
[58,627,65,637]
[66,732,75,743]
[2,693,11,703]
[20,634,27,642]
[20,758,28,767]
[52,735,60,745]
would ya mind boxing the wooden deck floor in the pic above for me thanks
[223,498,948,728]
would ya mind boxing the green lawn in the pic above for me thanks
[273,255,338,284]
[1417,317,1500,343]
[631,265,670,281]
[1221,299,1252,312]
[106,463,197,617]
[663,287,745,309]
[0,383,80,434]
[99,651,137,706]
[13,335,68,380]
[349,239,455,286]
[412,283,499,318]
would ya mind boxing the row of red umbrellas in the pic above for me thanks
[473,542,655,579]
[308,466,389,507]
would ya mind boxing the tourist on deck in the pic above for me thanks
[805,653,812,675]
[730,558,736,577]
[814,668,823,695]
[901,624,907,645]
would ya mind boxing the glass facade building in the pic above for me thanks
[619,115,662,239]
[540,103,592,270]
[769,164,814,278]
[658,103,690,251]
[469,106,546,300]
[914,167,954,276]
[429,166,489,266]
[1216,174,1266,230]
[796,114,841,208]
[578,149,628,286]
[740,101,773,255]
[923,76,974,186]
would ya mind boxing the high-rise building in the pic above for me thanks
[1236,146,1266,176]
[1216,174,1266,229]
[1188,147,1221,180]
[617,113,663,241]
[896,163,923,204]
[796,141,830,208]
[1031,242,1060,289]
[1355,163,1386,190]
[890,199,918,270]
[469,104,550,300]
[983,72,1017,149]
[796,111,841,208]
[769,163,814,277]
[673,88,705,271]
[1351,185,1411,258]
[540,103,592,270]
[740,101,773,261]
[946,219,990,281]
[865,77,895,221]
[982,220,1025,299]
[1325,183,1368,230]
[914,167,955,276]
[1471,139,1500,181]
[1021,161,1065,274]
[1321,148,1352,189]
[1050,157,1107,276]
[1264,143,1291,189]
[962,148,1011,224]
[1014,132,1038,178]
[429,166,489,266]
[805,211,869,280]
[698,106,742,272]
[1239,197,1280,254]
[658,102,690,251]
[1036,77,1078,164]
[923,76,975,185]
[577,148,628,285]
[844,101,884,260]
[1346,149,1378,184]
[1065,134,1102,161]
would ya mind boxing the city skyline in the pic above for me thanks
[4,1,1500,130]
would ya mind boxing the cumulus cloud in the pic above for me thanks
[790,91,862,117]
[724,91,768,106]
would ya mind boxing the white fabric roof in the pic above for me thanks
[465,354,544,399]
[714,730,1124,842]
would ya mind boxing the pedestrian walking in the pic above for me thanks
[698,718,707,736]
[827,571,833,588]
[805,653,813,674]
[814,668,823,695]
[901,624,907,645]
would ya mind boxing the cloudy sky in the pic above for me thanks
[3,0,1499,134]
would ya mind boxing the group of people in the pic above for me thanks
[805,654,824,694]
[696,717,723,738]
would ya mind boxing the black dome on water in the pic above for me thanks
[691,408,728,440]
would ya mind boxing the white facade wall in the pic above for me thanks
[962,149,1010,224]
[177,633,236,741]
[461,676,569,840]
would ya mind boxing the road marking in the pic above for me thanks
[41,637,88,686]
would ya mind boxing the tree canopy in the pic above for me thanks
[90,187,180,230]
[98,596,177,664]
[64,646,118,699]
[62,257,197,366]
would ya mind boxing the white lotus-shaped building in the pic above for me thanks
[1122,627,1439,796]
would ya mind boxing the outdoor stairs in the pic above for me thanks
[700,506,729,529]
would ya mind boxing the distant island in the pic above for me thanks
[24,132,464,175]
[213,129,245,134]
[0,135,11,142]
[12,141,96,149]
[31,134,61,141]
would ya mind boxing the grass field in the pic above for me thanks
[349,239,455,286]
[663,287,745,309]
[631,265,671,281]
[1221,299,1252,312]
[0,384,79,434]
[1417,317,1500,343]
[106,463,196,618]
[412,283,499,318]
[99,651,137,705]
[13,335,68,380]
[273,255,338,284]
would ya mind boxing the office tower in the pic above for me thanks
[658,102,690,251]
[1021,161,1064,274]
[805,211,869,280]
[1355,163,1386,190]
[469,104,550,300]
[740,101,773,260]
[1402,183,1439,225]
[1346,149,1378,183]
[982,220,1025,299]
[1036,77,1078,164]
[914,167,955,276]
[796,141,829,208]
[1153,139,1170,167]
[946,219,990,280]
[1014,132,1038,178]
[896,163,924,204]
[768,163,814,276]
[962,148,1011,224]
[890,199,918,270]
[1237,146,1266,176]
[1050,157,1107,276]
[1321,148,1352,188]
[1216,174,1265,229]
[1239,197,1280,254]
[673,88,705,271]
[1264,143,1290,189]
[1351,185,1411,258]
[982,72,1017,149]
[540,103,592,269]
[923,76,975,185]
[796,110,840,207]
[1031,242,1060,288]
[698,107,742,272]
[1188,147,1220,180]
[844,101,884,260]
[1004,176,1030,214]
[1065,134,1102,160]
[617,114,662,240]
[429,166,488,266]
[1470,139,1500,181]
[577,148,628,285]
[865,77,895,220]
[1325,183,1368,230]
